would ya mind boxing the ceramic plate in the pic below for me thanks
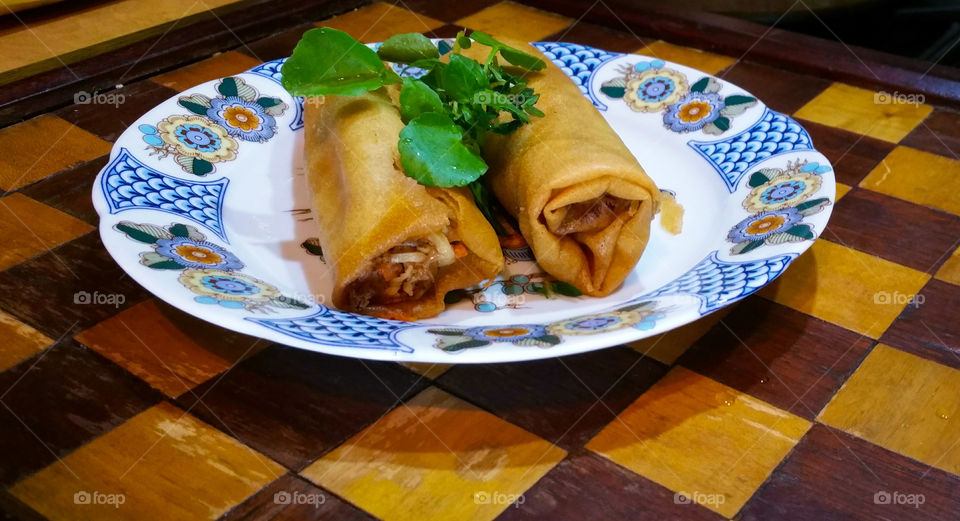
[92,41,835,363]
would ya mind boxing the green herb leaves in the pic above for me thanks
[398,78,442,123]
[468,31,545,70]
[281,28,399,97]
[281,27,544,193]
[377,33,439,63]
[442,54,488,101]
[399,112,487,187]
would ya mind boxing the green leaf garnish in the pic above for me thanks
[441,54,488,101]
[468,31,546,70]
[398,112,487,187]
[398,78,443,123]
[377,32,440,64]
[282,27,547,226]
[468,180,507,235]
[455,31,472,50]
[281,27,395,97]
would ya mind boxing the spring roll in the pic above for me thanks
[466,40,660,297]
[305,89,503,319]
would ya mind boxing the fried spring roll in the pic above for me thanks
[467,40,660,297]
[305,89,503,319]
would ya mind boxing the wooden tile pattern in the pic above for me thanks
[0,0,248,85]
[0,115,110,191]
[220,473,376,521]
[637,41,735,75]
[436,347,666,450]
[739,424,960,520]
[318,2,445,43]
[824,187,960,273]
[900,108,960,159]
[719,61,830,115]
[935,244,960,286]
[861,145,960,216]
[0,310,53,373]
[175,345,427,471]
[301,387,566,521]
[0,232,150,337]
[55,80,179,142]
[75,299,266,398]
[2,2,960,520]
[819,344,960,476]
[880,280,960,370]
[758,239,929,338]
[10,402,284,521]
[0,339,162,487]
[497,450,725,521]
[151,51,261,92]
[587,367,811,517]
[0,193,93,271]
[17,155,107,225]
[456,2,573,41]
[794,83,933,143]
[679,297,869,420]
[544,20,651,54]
[403,0,499,24]
[796,118,896,186]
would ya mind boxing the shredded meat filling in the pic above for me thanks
[554,194,637,235]
[345,241,440,311]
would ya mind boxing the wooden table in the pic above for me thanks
[2,1,960,520]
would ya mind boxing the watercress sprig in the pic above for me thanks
[281,27,545,191]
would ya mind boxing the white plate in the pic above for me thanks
[92,41,834,363]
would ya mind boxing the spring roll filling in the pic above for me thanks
[551,194,640,235]
[344,232,458,311]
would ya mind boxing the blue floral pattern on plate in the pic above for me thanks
[100,148,229,241]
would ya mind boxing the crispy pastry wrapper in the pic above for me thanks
[465,40,660,296]
[304,89,503,319]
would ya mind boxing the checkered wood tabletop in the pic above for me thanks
[1,1,960,520]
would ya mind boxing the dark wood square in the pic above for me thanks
[220,473,375,521]
[679,297,869,420]
[0,232,150,338]
[739,424,960,520]
[900,109,960,160]
[497,450,725,521]
[881,279,960,370]
[824,187,960,273]
[175,345,427,471]
[0,338,162,487]
[720,60,830,115]
[796,118,897,186]
[18,156,106,225]
[55,80,178,143]
[436,346,667,450]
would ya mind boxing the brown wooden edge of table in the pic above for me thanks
[1,0,958,129]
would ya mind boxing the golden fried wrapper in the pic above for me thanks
[304,89,503,319]
[464,40,660,296]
